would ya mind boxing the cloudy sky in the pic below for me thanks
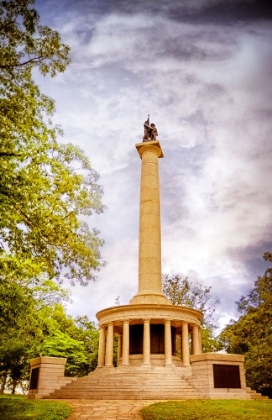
[35,0,272,331]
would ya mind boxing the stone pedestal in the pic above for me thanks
[190,353,250,399]
[27,357,71,399]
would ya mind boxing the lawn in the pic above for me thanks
[141,400,272,420]
[0,395,71,420]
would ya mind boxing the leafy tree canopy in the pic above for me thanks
[162,274,221,352]
[219,253,272,396]
[0,0,105,285]
[0,300,100,392]
[162,274,219,328]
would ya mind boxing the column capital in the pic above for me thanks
[135,140,164,159]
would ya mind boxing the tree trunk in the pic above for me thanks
[12,378,18,394]
[0,371,8,394]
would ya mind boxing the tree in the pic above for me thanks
[40,306,100,376]
[0,0,105,286]
[0,301,100,391]
[0,1,105,392]
[219,253,272,397]
[162,274,221,352]
[0,276,72,393]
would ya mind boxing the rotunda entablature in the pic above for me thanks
[96,303,203,328]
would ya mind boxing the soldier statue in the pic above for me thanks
[143,115,158,142]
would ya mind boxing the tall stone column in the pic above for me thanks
[192,324,201,355]
[182,322,190,366]
[164,319,172,366]
[122,320,130,366]
[97,325,106,367]
[142,319,151,365]
[105,322,114,367]
[130,141,170,305]
[117,334,122,362]
[199,327,202,354]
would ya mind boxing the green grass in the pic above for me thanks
[0,395,71,420]
[141,400,272,420]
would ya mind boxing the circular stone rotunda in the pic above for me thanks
[28,122,265,400]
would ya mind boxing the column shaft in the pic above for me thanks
[182,322,190,366]
[199,327,202,354]
[117,334,122,362]
[142,319,151,365]
[105,323,114,367]
[139,147,162,294]
[164,320,172,366]
[122,320,130,365]
[97,325,105,367]
[192,324,200,355]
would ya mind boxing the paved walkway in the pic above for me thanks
[60,399,161,420]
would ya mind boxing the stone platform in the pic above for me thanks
[42,364,263,400]
[28,355,267,401]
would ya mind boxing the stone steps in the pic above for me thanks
[45,366,199,400]
[246,387,268,400]
[43,367,263,401]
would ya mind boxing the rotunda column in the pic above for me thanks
[199,327,202,354]
[164,319,172,366]
[142,319,151,365]
[122,319,130,366]
[182,322,190,366]
[97,324,106,367]
[117,334,122,362]
[192,324,201,355]
[105,322,114,367]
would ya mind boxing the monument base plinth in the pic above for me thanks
[129,292,171,305]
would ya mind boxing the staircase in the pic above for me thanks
[246,387,269,400]
[45,366,200,400]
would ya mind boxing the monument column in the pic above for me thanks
[142,319,151,365]
[199,328,202,353]
[192,324,201,355]
[164,319,172,366]
[105,322,114,367]
[97,325,106,367]
[130,138,170,305]
[182,322,190,366]
[117,334,122,361]
[122,320,130,366]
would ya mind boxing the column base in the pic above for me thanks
[129,293,171,305]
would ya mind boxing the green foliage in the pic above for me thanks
[38,306,100,377]
[162,274,221,351]
[0,395,71,420]
[162,274,219,327]
[0,0,104,395]
[141,400,272,420]
[0,0,105,285]
[42,330,88,376]
[219,253,272,397]
[0,298,99,391]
